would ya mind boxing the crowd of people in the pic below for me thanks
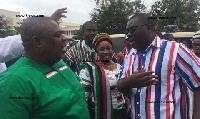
[0,7,200,119]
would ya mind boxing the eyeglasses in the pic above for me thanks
[85,29,97,33]
[126,25,145,35]
[192,43,200,48]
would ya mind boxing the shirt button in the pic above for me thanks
[137,114,140,117]
[137,102,139,104]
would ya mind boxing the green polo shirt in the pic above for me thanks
[0,56,89,119]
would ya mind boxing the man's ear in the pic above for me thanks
[30,36,42,48]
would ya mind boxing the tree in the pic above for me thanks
[94,0,110,6]
[131,0,146,14]
[197,2,200,30]
[90,0,146,34]
[0,15,21,38]
[13,21,22,34]
[72,26,83,40]
[150,0,199,32]
[182,0,199,31]
[93,0,127,7]
[198,4,200,16]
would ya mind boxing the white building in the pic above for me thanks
[59,20,81,39]
[0,9,20,27]
[0,9,81,39]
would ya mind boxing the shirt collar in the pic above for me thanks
[134,34,163,54]
[151,34,163,48]
[82,40,95,52]
[130,48,137,55]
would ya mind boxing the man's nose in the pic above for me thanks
[90,30,97,34]
[61,34,67,43]
[103,49,109,53]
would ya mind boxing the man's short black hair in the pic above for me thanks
[163,34,174,41]
[82,21,97,33]
[129,13,155,30]
[20,17,53,49]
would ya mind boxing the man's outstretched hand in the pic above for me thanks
[117,69,159,94]
[128,69,159,88]
[51,8,67,24]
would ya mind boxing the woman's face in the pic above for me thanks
[96,41,113,61]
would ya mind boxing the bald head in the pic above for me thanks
[20,17,56,49]
[20,17,65,65]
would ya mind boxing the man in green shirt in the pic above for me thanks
[0,17,89,119]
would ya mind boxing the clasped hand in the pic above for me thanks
[128,69,159,88]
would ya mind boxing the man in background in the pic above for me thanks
[65,21,118,74]
[192,33,200,58]
[163,33,174,41]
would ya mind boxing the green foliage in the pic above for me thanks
[197,2,200,30]
[72,25,83,40]
[94,0,115,6]
[150,0,199,32]
[131,0,146,14]
[0,15,21,38]
[90,0,146,34]
[13,21,22,34]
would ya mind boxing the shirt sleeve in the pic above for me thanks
[118,55,128,81]
[79,66,92,101]
[0,34,24,63]
[176,44,200,91]
[0,72,33,119]
[64,50,74,66]
[64,42,80,73]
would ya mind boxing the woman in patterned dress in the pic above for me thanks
[79,33,131,119]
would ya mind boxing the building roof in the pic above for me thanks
[60,21,81,31]
[60,21,82,27]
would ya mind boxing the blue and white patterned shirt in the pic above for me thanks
[119,35,200,119]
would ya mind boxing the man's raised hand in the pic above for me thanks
[51,8,67,24]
